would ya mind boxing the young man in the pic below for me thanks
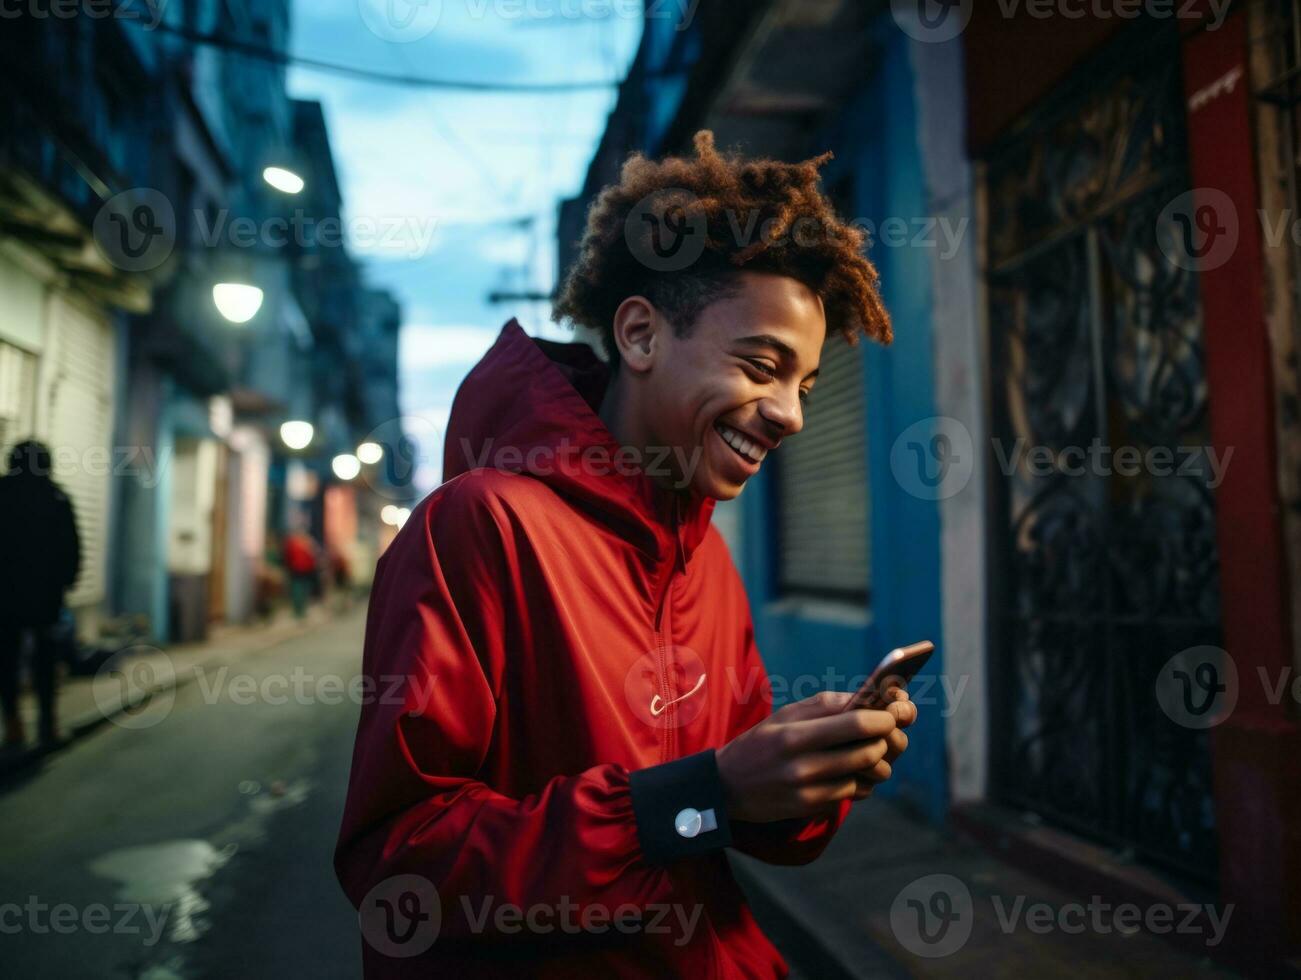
[336,131,916,977]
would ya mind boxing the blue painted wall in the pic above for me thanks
[738,24,948,825]
[111,359,176,644]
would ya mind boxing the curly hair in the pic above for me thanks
[552,130,892,367]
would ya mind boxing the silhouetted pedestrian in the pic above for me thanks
[0,441,80,748]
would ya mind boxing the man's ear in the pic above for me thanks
[610,295,661,375]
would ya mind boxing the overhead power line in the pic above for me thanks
[141,20,624,93]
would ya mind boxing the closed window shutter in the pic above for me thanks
[0,340,37,459]
[776,336,870,601]
[44,294,116,609]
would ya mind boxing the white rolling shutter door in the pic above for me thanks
[0,246,44,462]
[0,341,38,461]
[42,293,116,608]
[776,336,870,600]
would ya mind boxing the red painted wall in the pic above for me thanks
[1181,8,1301,968]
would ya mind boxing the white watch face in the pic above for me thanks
[675,808,702,838]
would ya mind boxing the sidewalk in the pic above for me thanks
[0,602,344,781]
[732,798,1247,979]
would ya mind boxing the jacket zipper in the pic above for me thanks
[651,498,684,763]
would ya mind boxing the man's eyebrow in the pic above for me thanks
[735,334,820,380]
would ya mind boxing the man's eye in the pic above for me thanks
[799,389,812,404]
[744,358,777,378]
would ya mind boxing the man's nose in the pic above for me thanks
[759,389,804,437]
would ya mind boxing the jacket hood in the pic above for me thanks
[443,318,716,568]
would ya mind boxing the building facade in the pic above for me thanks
[0,3,410,645]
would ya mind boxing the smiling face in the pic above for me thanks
[607,270,827,500]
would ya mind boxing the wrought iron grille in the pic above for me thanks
[984,26,1222,881]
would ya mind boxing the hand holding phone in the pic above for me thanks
[716,647,931,823]
[843,641,934,712]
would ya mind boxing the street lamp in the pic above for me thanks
[212,282,264,323]
[280,420,314,451]
[262,166,305,194]
[332,453,361,481]
[381,505,411,527]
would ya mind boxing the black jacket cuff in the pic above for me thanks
[629,749,733,865]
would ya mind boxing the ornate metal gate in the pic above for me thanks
[985,27,1222,880]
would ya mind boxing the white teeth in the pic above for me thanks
[716,424,767,463]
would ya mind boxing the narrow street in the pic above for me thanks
[0,610,367,979]
[0,602,1243,980]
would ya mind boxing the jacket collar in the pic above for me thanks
[443,318,716,566]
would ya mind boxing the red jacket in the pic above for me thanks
[283,533,318,575]
[335,318,849,977]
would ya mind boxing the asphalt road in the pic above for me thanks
[0,608,369,979]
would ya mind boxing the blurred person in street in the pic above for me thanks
[336,131,916,977]
[282,520,320,620]
[255,530,287,623]
[0,440,80,749]
[329,546,354,611]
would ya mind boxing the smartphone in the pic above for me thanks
[842,641,934,711]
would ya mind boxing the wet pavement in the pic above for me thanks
[0,608,366,979]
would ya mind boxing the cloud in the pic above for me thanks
[399,323,501,370]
